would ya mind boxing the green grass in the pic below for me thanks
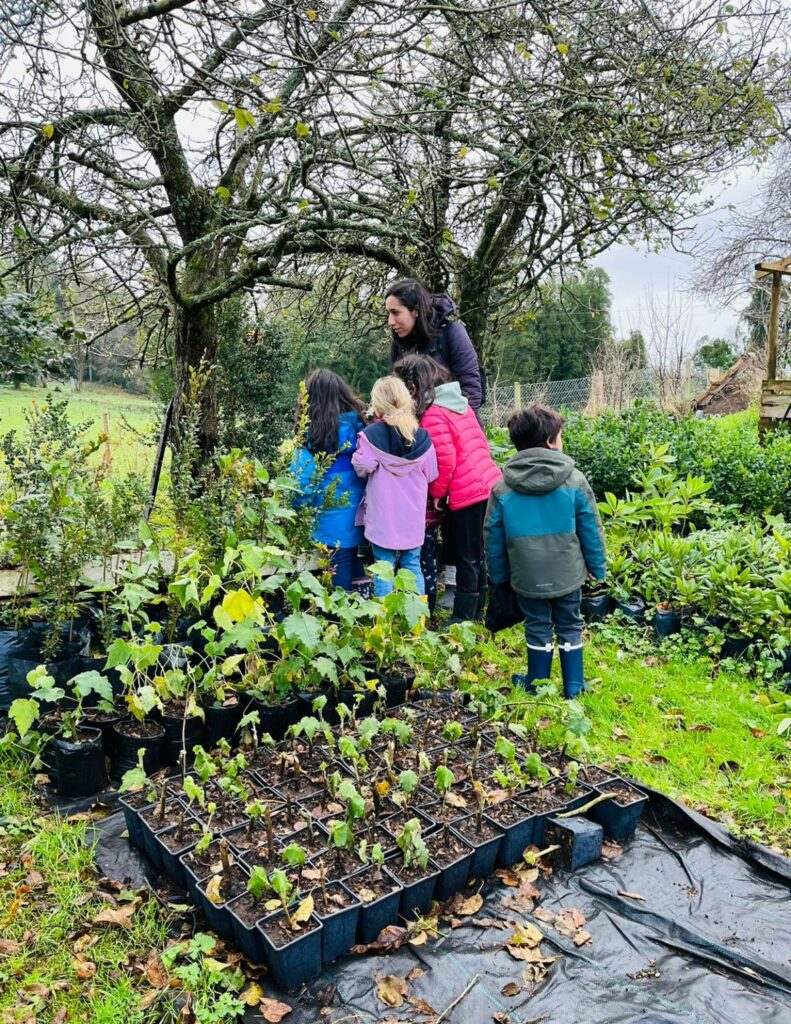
[0,749,170,1023]
[473,622,791,854]
[0,383,160,477]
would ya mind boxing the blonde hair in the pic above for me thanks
[369,376,419,444]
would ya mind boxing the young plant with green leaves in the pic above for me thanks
[395,817,429,872]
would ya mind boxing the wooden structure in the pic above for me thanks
[754,257,791,433]
[693,352,762,416]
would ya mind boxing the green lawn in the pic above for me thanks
[473,623,791,855]
[0,384,160,477]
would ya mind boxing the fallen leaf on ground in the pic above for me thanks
[533,907,556,923]
[0,939,22,956]
[316,982,336,1005]
[405,967,424,982]
[493,1014,511,1023]
[554,908,586,935]
[144,955,168,988]
[471,917,508,930]
[92,902,137,928]
[375,973,410,1008]
[618,891,645,901]
[495,868,520,887]
[350,925,408,955]
[260,997,292,1022]
[52,1010,68,1024]
[73,956,96,980]
[572,929,592,946]
[408,996,437,1016]
[687,723,712,733]
[501,982,521,997]
[240,982,264,1006]
[601,840,623,860]
[457,893,484,916]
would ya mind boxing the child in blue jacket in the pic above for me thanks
[291,370,367,591]
[484,404,606,697]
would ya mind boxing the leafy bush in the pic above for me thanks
[559,405,791,521]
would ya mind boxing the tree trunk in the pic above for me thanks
[170,302,219,458]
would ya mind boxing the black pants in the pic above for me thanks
[448,500,487,595]
[420,525,439,613]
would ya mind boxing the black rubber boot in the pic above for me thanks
[449,590,479,624]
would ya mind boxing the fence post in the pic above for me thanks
[514,381,522,410]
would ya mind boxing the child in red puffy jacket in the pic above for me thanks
[394,354,501,620]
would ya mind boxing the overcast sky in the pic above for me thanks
[593,162,772,346]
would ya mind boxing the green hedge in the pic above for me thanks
[560,405,791,520]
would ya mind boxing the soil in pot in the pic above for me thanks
[485,800,536,867]
[310,881,360,965]
[297,795,345,822]
[311,847,360,880]
[227,891,271,962]
[449,814,504,879]
[83,704,125,756]
[588,780,647,841]
[55,727,106,799]
[196,863,249,940]
[110,718,165,777]
[343,866,402,945]
[425,827,473,901]
[278,820,328,858]
[258,911,323,990]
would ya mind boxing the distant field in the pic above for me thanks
[0,383,161,477]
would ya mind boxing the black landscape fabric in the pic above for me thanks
[88,783,791,1024]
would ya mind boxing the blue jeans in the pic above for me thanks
[517,588,583,648]
[370,544,425,597]
[329,546,364,592]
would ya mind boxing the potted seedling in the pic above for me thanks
[227,864,280,963]
[425,813,474,902]
[325,780,366,877]
[391,816,438,919]
[107,633,166,776]
[450,781,505,878]
[196,838,249,940]
[257,869,323,991]
[151,665,205,767]
[117,749,157,849]
[309,865,361,966]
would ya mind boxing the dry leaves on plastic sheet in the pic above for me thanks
[375,972,410,1007]
[350,923,409,955]
[601,840,623,860]
[533,906,591,947]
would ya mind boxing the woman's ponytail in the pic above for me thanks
[370,376,419,444]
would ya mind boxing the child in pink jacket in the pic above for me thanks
[395,355,501,619]
[352,376,438,597]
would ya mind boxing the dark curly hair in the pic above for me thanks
[393,354,450,419]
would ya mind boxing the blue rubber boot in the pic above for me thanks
[558,643,585,699]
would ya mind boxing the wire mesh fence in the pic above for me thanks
[479,369,708,427]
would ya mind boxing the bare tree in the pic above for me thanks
[640,285,698,412]
[587,339,644,414]
[0,0,786,452]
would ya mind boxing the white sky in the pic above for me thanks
[593,162,772,345]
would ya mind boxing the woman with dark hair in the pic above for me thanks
[395,354,501,621]
[385,278,484,412]
[291,369,368,591]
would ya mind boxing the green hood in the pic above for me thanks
[503,448,576,495]
[431,381,468,414]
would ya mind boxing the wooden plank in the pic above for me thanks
[755,256,791,275]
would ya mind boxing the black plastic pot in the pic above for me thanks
[258,911,323,991]
[431,831,474,901]
[138,802,183,870]
[194,875,237,940]
[722,634,752,659]
[531,784,594,848]
[82,705,125,757]
[0,626,48,711]
[110,718,165,778]
[202,699,243,749]
[581,592,612,623]
[345,866,402,944]
[159,707,204,766]
[297,688,338,723]
[588,780,648,841]
[336,687,376,717]
[249,697,300,741]
[451,814,504,879]
[377,670,413,708]
[54,727,106,798]
[312,882,361,965]
[227,894,268,962]
[613,596,646,623]
[8,654,82,706]
[389,863,439,920]
[156,821,199,888]
[653,607,682,639]
[38,713,64,773]
[486,805,536,867]
[118,793,153,851]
